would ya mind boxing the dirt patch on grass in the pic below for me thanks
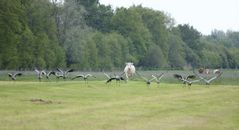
[30,98,61,104]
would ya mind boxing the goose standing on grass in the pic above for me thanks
[8,72,22,81]
[173,74,200,86]
[194,71,223,85]
[152,72,166,87]
[35,69,46,82]
[72,74,96,84]
[56,68,74,79]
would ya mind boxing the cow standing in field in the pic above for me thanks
[124,62,136,80]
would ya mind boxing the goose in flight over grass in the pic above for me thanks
[35,69,46,82]
[54,72,64,79]
[104,72,125,84]
[194,71,223,85]
[8,72,22,81]
[72,74,96,83]
[136,72,156,86]
[141,76,156,86]
[174,74,200,86]
[152,72,166,86]
[45,71,56,79]
[57,68,74,79]
[106,76,125,84]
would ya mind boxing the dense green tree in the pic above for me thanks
[140,45,167,68]
[1,1,239,70]
[168,34,186,68]
[25,0,66,68]
[93,32,112,70]
[136,6,170,57]
[0,0,24,69]
[112,6,153,63]
[58,0,89,68]
[201,49,221,68]
[177,24,202,50]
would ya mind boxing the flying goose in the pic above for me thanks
[57,68,74,79]
[152,72,166,86]
[194,71,223,85]
[8,72,22,80]
[136,72,156,86]
[174,74,200,86]
[106,76,125,84]
[35,69,46,81]
[54,72,64,79]
[45,71,56,79]
[72,74,96,83]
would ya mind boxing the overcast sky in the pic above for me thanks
[99,0,239,35]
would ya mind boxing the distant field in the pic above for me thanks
[0,81,239,130]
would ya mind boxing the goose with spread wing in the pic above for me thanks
[45,71,56,79]
[57,68,74,79]
[152,72,166,86]
[194,71,223,85]
[106,73,125,84]
[72,74,96,83]
[137,72,156,86]
[174,74,200,86]
[35,68,46,81]
[8,72,22,80]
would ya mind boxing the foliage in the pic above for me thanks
[1,1,239,70]
[168,34,186,68]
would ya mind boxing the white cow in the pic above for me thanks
[124,62,136,80]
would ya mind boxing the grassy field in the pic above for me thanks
[0,80,239,130]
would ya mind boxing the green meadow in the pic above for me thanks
[0,80,239,130]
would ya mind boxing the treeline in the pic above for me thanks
[1,0,239,70]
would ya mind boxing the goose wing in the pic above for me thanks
[15,73,22,77]
[34,69,40,74]
[104,73,111,79]
[71,75,84,80]
[85,74,94,78]
[190,79,201,83]
[174,74,183,80]
[208,72,223,82]
[140,75,148,82]
[57,68,64,74]
[136,72,148,82]
[152,75,158,82]
[193,71,207,82]
[66,69,74,73]
[157,73,165,80]
[47,71,55,76]
[149,76,156,82]
[41,71,46,75]
[186,75,196,80]
[106,77,116,83]
[8,73,12,77]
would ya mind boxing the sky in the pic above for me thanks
[99,0,239,35]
